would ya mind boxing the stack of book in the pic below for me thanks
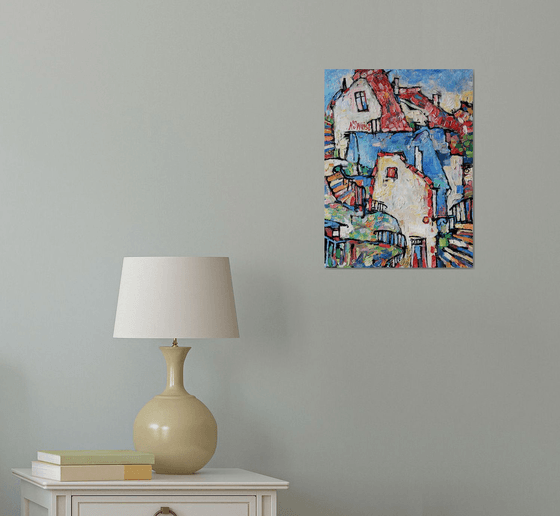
[31,450,155,481]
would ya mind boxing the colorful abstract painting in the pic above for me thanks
[324,69,473,268]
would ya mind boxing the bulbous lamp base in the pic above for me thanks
[133,345,217,474]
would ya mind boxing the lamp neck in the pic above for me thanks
[159,345,191,395]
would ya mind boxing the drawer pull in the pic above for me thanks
[154,508,177,516]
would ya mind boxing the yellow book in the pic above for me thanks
[31,461,152,481]
[37,450,155,465]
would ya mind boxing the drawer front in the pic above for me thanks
[72,495,256,516]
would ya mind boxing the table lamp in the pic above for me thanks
[113,257,239,474]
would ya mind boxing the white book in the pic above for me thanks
[37,450,155,465]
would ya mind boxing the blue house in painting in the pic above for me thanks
[346,127,451,218]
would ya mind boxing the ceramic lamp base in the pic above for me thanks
[133,346,217,474]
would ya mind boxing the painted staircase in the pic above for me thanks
[325,116,335,159]
[438,223,473,268]
[325,170,364,210]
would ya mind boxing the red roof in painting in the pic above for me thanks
[352,69,411,133]
[398,87,467,135]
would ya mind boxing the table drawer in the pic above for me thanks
[72,495,256,516]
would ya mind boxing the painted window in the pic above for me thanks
[354,91,368,112]
[386,167,398,180]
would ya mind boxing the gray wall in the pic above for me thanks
[1,1,559,515]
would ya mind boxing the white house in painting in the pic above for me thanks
[371,152,437,267]
[399,97,429,128]
[332,78,382,158]
[444,155,464,212]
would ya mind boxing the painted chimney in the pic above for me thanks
[415,147,423,173]
[392,77,399,95]
[432,93,440,106]
[341,78,347,91]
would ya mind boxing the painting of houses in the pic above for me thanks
[325,69,473,268]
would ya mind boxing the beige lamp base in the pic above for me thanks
[133,346,217,474]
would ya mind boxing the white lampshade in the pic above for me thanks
[114,257,239,339]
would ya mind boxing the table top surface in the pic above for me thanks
[12,467,289,490]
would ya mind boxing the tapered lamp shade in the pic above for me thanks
[114,257,239,339]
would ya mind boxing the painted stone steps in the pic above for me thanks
[324,117,335,159]
[325,172,356,206]
[332,183,348,194]
[439,245,473,267]
[438,247,472,268]
[448,237,473,253]
[338,192,355,204]
[452,227,473,246]
[439,249,469,268]
[438,222,474,267]
[448,243,473,260]
[446,245,473,264]
[454,232,473,243]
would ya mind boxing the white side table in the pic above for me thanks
[12,467,289,516]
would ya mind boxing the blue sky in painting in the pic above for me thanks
[387,69,473,96]
[325,69,473,110]
[324,69,352,110]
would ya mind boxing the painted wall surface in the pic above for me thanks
[1,1,559,515]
